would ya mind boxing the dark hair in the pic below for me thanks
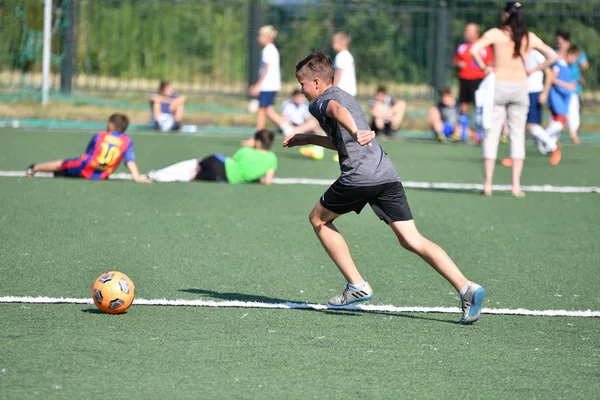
[376,85,387,94]
[291,89,303,97]
[158,80,170,94]
[438,86,452,97]
[567,44,581,55]
[502,2,528,59]
[108,114,129,132]
[295,49,335,83]
[254,129,275,150]
[555,29,570,42]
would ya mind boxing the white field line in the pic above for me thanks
[1,296,598,317]
[2,171,599,193]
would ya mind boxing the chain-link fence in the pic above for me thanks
[1,0,599,100]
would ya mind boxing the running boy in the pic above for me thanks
[149,130,277,185]
[545,48,576,157]
[26,114,150,183]
[283,51,485,324]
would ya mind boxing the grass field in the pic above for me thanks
[1,128,599,399]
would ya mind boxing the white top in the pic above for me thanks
[526,50,546,93]
[259,43,281,92]
[334,50,357,96]
[281,100,310,126]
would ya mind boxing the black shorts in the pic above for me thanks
[195,155,228,182]
[320,180,413,223]
[459,78,483,105]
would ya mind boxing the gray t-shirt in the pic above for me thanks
[309,86,400,186]
[437,102,460,126]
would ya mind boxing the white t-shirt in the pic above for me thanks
[334,50,357,97]
[526,50,546,93]
[281,100,310,126]
[259,43,281,92]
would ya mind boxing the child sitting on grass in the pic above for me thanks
[428,87,476,143]
[282,50,485,324]
[26,114,149,183]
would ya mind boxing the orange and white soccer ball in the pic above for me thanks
[92,271,135,314]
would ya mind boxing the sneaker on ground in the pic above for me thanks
[328,282,373,306]
[550,148,562,166]
[26,164,35,178]
[460,282,485,324]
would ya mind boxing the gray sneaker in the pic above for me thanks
[328,282,373,306]
[460,282,485,324]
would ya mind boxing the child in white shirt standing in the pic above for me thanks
[246,25,292,146]
[333,32,357,97]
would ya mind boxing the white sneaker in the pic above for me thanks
[328,282,373,306]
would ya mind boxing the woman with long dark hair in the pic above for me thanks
[470,2,557,197]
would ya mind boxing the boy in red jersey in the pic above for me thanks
[454,23,493,141]
[26,114,150,183]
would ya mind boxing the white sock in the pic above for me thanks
[348,281,367,290]
[459,282,471,298]
[154,159,197,182]
[529,124,556,151]
[546,120,564,143]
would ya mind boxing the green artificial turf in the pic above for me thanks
[0,128,599,399]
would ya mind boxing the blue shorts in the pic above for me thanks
[258,91,277,108]
[59,157,86,178]
[527,92,543,124]
[442,123,455,138]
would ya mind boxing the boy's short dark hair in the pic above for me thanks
[376,85,387,94]
[158,80,170,93]
[108,114,129,132]
[555,29,570,41]
[567,44,580,55]
[291,89,303,97]
[438,86,452,97]
[254,129,275,150]
[295,50,335,84]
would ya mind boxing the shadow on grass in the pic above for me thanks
[80,308,128,315]
[180,288,458,324]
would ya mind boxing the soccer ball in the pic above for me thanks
[92,271,135,314]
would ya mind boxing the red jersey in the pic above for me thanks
[60,131,135,180]
[454,42,493,80]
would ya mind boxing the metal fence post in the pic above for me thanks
[247,0,264,89]
[433,0,449,93]
[60,0,74,93]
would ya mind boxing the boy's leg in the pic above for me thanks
[390,220,467,291]
[371,104,387,131]
[390,219,484,324]
[265,105,293,135]
[390,100,406,130]
[173,102,185,123]
[482,104,506,195]
[309,201,364,285]
[256,107,266,130]
[428,107,444,141]
[149,159,198,182]
[32,160,63,173]
[567,94,581,144]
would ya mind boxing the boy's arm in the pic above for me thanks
[470,30,496,71]
[282,133,336,150]
[539,68,552,104]
[249,64,269,96]
[259,169,276,185]
[125,161,151,183]
[326,100,374,146]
